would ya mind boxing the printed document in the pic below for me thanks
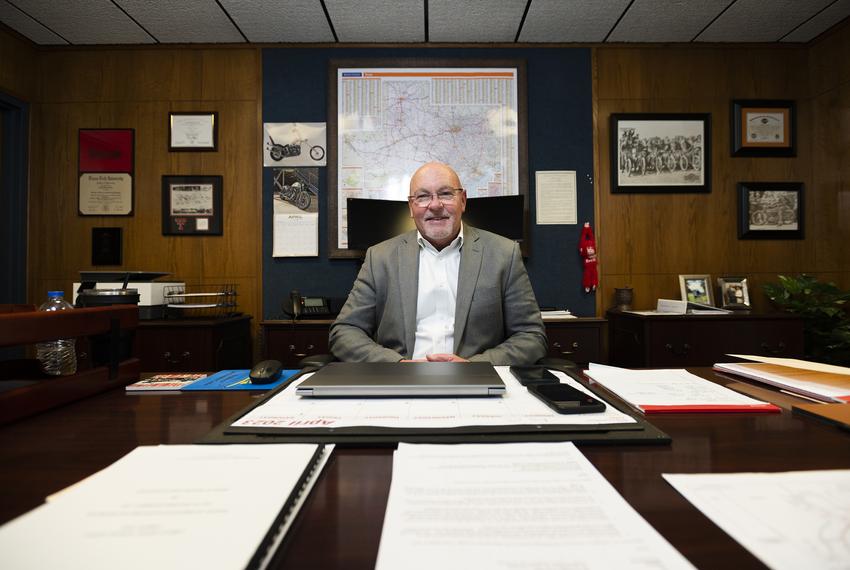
[375,442,695,570]
[585,363,778,413]
[0,444,331,570]
[664,469,850,570]
[231,366,636,429]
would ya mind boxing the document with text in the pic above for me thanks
[664,469,850,570]
[0,444,332,570]
[585,363,779,413]
[375,442,695,570]
[231,366,636,429]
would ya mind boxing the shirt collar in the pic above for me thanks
[417,224,464,255]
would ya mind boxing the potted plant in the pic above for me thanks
[763,274,850,365]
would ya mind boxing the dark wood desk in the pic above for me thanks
[1,369,848,569]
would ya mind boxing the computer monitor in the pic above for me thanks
[346,195,525,251]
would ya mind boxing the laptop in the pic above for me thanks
[295,362,506,397]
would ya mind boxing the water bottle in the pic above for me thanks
[36,291,77,376]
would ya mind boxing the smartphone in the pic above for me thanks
[526,382,606,414]
[509,365,559,386]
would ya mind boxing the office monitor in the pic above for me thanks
[346,194,525,251]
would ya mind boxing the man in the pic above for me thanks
[329,162,547,365]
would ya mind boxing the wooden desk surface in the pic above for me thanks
[1,369,849,569]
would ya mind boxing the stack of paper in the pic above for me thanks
[714,355,850,403]
[584,363,779,414]
[0,444,332,570]
[375,443,695,570]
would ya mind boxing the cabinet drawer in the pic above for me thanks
[264,326,330,368]
[138,332,211,372]
[544,320,605,365]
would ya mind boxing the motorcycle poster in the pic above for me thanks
[263,122,327,167]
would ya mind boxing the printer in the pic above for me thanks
[73,271,185,320]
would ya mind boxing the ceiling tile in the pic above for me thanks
[607,0,729,43]
[696,0,834,42]
[219,0,334,42]
[429,0,526,42]
[520,0,631,42]
[8,0,153,44]
[0,0,68,44]
[117,0,245,43]
[781,0,850,42]
[325,0,423,42]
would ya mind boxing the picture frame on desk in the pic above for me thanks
[679,274,714,306]
[731,99,796,157]
[737,182,804,240]
[717,277,751,310]
[610,113,711,194]
[161,175,223,236]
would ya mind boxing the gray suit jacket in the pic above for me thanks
[329,226,547,365]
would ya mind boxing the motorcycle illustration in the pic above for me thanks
[273,168,318,211]
[267,136,325,162]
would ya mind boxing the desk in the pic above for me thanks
[1,369,849,569]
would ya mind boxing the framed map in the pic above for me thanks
[328,60,527,257]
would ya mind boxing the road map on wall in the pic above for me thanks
[336,67,520,249]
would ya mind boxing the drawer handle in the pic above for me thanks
[760,341,786,355]
[163,350,191,364]
[664,343,690,356]
[552,341,579,356]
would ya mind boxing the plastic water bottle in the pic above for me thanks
[36,291,77,376]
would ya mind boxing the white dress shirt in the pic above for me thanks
[411,226,464,359]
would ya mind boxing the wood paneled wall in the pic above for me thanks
[594,34,849,313]
[18,45,263,341]
[0,27,36,99]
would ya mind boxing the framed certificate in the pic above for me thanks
[169,112,218,151]
[79,173,134,216]
[731,100,796,157]
[161,175,223,235]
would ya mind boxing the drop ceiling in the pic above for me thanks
[1,0,848,46]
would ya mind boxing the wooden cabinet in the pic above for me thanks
[261,320,333,368]
[607,310,803,367]
[136,315,252,372]
[262,318,606,367]
[544,318,606,365]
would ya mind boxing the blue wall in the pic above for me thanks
[262,47,594,319]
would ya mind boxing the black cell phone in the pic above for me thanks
[509,365,560,386]
[526,382,606,414]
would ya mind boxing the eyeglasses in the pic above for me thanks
[408,188,464,207]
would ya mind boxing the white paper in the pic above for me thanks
[713,362,850,402]
[726,354,850,376]
[232,366,636,429]
[263,122,327,167]
[585,363,775,411]
[664,469,850,570]
[541,309,576,320]
[375,443,694,570]
[273,212,318,257]
[535,170,577,224]
[0,444,329,570]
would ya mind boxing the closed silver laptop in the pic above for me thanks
[295,362,506,397]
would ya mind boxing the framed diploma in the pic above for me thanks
[731,100,796,157]
[79,173,134,215]
[162,175,223,235]
[169,112,218,151]
[79,129,134,172]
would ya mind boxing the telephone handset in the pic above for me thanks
[283,290,334,319]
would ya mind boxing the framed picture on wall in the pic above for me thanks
[731,100,796,157]
[717,276,751,310]
[737,182,804,239]
[610,113,711,194]
[679,274,714,306]
[168,112,218,151]
[161,175,223,235]
[78,129,135,216]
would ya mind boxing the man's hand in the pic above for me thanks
[425,353,469,362]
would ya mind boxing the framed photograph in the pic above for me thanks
[717,277,750,310]
[168,112,218,151]
[327,59,527,258]
[91,227,122,266]
[737,182,804,239]
[679,274,715,306]
[610,113,711,194]
[731,100,796,157]
[79,129,134,172]
[161,175,223,235]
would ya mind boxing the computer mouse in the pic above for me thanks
[249,359,283,384]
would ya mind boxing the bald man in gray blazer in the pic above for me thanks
[329,162,547,365]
